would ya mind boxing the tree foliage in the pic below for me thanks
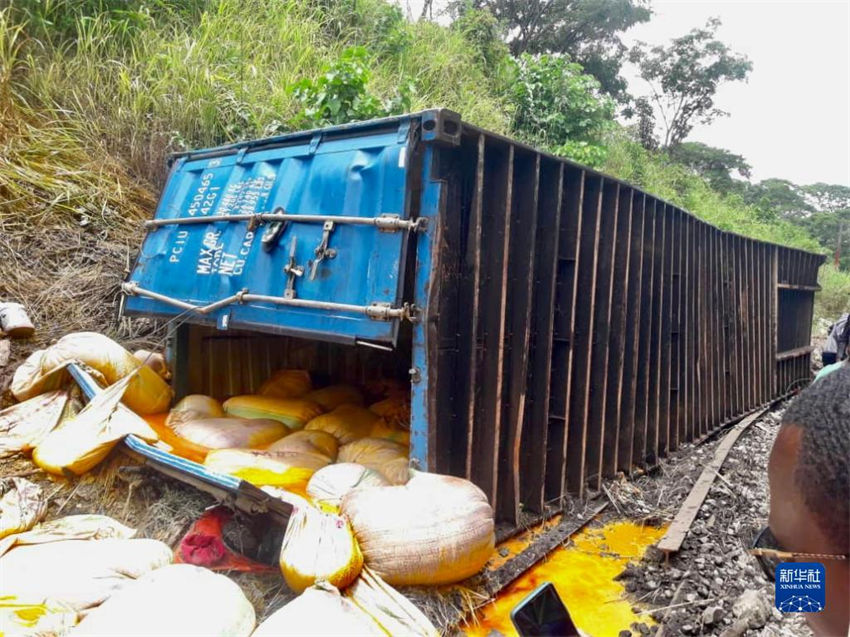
[630,18,752,148]
[805,209,850,270]
[802,183,850,214]
[510,53,614,166]
[670,141,751,194]
[744,179,811,220]
[456,0,649,100]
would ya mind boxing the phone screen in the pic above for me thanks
[510,582,579,637]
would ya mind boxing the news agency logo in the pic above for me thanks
[775,563,825,613]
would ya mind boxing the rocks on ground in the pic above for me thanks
[608,408,811,637]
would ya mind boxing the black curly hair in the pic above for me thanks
[781,364,850,549]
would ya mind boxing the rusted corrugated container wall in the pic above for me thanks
[422,116,825,524]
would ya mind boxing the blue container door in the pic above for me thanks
[124,119,414,345]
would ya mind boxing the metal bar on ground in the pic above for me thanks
[656,407,769,554]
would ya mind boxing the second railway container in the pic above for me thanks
[122,110,825,528]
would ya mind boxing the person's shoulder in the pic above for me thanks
[814,361,845,382]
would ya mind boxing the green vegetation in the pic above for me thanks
[1,0,847,322]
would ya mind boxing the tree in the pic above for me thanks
[631,96,657,150]
[670,141,750,193]
[744,179,812,220]
[510,53,615,166]
[630,18,752,148]
[453,0,650,101]
[805,208,850,270]
[802,183,850,214]
[801,184,850,268]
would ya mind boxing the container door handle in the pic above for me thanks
[309,220,337,280]
[283,236,304,299]
[260,207,288,252]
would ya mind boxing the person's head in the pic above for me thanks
[767,365,850,635]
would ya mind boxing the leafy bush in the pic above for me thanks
[814,264,850,323]
[510,54,614,167]
[291,47,412,128]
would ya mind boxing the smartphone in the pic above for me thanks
[510,582,579,637]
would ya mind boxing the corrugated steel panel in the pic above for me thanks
[128,110,825,527]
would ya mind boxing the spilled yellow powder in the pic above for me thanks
[465,520,667,637]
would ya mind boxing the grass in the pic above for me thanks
[0,0,843,332]
[12,0,509,186]
[603,130,821,253]
[814,264,850,322]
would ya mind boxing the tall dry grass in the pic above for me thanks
[12,0,509,185]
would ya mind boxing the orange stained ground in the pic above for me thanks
[465,520,667,637]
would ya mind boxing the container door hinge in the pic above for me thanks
[396,120,411,144]
[309,133,322,154]
[366,302,419,322]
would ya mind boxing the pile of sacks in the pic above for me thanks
[0,494,256,637]
[1,330,498,633]
[0,481,457,636]
[150,368,413,496]
[144,367,496,590]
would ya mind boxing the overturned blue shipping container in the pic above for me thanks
[122,110,824,527]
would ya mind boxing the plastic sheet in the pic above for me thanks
[11,332,172,414]
[0,478,47,542]
[175,506,273,572]
[0,391,67,458]
[33,375,158,476]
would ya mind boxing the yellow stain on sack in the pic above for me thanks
[226,467,314,496]
[0,598,47,628]
[465,521,667,637]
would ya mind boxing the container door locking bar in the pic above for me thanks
[121,282,418,322]
[144,212,426,233]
